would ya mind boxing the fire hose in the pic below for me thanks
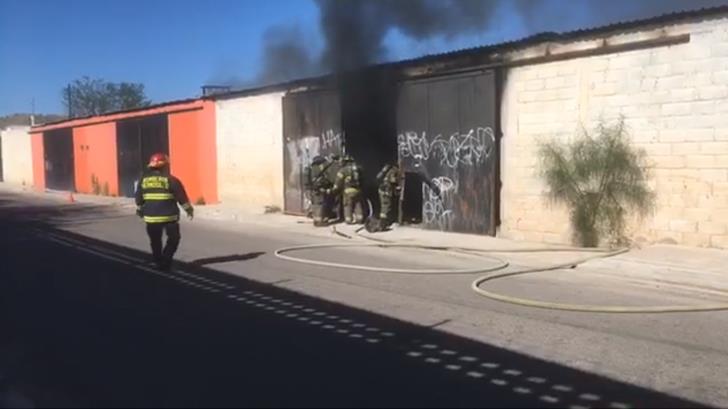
[274,239,728,313]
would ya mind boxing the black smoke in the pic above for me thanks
[250,0,727,85]
[258,24,322,85]
[316,0,505,72]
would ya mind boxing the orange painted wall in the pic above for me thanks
[31,132,45,191]
[168,101,218,204]
[28,98,217,202]
[198,101,218,204]
[73,122,118,196]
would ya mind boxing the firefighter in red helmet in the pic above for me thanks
[135,153,194,271]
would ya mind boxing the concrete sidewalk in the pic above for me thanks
[4,184,728,297]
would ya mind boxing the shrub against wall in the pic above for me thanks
[537,118,655,247]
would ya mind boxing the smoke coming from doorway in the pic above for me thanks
[250,0,726,85]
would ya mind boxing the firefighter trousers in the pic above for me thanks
[146,221,181,268]
[343,188,364,224]
[379,189,398,224]
[311,191,329,227]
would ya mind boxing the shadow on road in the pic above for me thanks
[0,194,709,408]
[190,252,266,266]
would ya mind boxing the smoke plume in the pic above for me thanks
[258,25,322,85]
[316,0,506,71]
[251,0,727,85]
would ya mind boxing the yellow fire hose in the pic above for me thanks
[275,237,728,313]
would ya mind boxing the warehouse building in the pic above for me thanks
[29,99,218,205]
[13,5,728,248]
[1,125,33,187]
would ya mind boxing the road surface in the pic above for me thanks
[0,190,721,407]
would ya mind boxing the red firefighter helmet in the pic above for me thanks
[148,153,169,169]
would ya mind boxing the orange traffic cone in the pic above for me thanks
[67,192,75,203]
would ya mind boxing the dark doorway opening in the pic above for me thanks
[339,69,399,218]
[400,172,425,224]
[43,128,75,192]
[116,115,169,198]
[280,70,400,219]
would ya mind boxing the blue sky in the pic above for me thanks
[0,0,720,115]
[0,0,323,114]
[0,0,534,115]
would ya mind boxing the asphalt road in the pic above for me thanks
[0,192,712,407]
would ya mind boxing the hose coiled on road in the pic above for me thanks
[274,237,728,313]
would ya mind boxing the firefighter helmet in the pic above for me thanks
[148,153,169,169]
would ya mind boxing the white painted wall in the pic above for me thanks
[1,126,33,187]
[499,15,728,248]
[215,92,285,211]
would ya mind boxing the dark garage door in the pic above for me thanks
[43,128,75,192]
[116,115,169,197]
[282,90,343,215]
[396,70,498,235]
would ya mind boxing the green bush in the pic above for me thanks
[537,118,654,247]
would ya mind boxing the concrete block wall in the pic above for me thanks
[500,16,728,248]
[215,92,285,211]
[0,126,33,187]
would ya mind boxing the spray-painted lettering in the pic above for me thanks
[397,127,495,169]
[320,129,343,150]
[398,127,495,231]
[285,129,344,213]
[422,176,457,231]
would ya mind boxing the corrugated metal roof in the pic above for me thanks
[31,97,206,132]
[203,74,334,100]
[381,5,728,68]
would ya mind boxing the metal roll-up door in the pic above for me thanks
[116,114,169,198]
[43,128,75,192]
[397,70,498,235]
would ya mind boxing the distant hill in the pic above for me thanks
[0,113,67,129]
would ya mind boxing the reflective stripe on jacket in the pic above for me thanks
[135,170,192,224]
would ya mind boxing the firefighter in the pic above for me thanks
[377,163,401,226]
[326,154,344,222]
[135,153,194,271]
[304,155,334,227]
[334,155,364,225]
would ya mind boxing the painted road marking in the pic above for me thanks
[44,235,216,290]
[44,231,232,290]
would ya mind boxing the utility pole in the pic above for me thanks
[67,84,73,118]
